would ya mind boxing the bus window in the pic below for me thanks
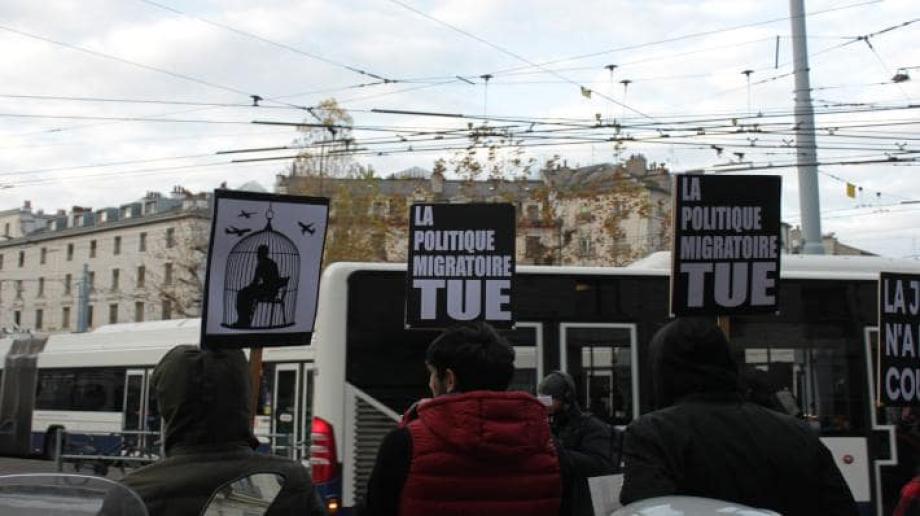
[503,323,543,394]
[734,319,868,435]
[123,371,143,431]
[273,365,299,457]
[561,324,637,426]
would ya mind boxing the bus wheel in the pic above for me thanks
[42,427,64,460]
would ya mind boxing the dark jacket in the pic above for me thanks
[361,391,562,516]
[619,318,858,516]
[552,408,618,516]
[115,346,325,516]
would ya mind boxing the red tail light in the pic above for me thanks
[310,416,337,483]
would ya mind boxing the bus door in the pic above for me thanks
[504,322,544,393]
[300,366,314,462]
[560,323,638,427]
[123,369,145,449]
[272,364,299,458]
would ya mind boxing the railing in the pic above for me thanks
[54,429,163,476]
[53,429,299,475]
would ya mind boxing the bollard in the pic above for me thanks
[54,429,63,472]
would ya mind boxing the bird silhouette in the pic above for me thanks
[298,222,316,235]
[238,210,255,219]
[225,226,252,237]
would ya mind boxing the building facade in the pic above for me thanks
[277,154,672,268]
[0,188,209,334]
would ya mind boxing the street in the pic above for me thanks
[0,456,131,480]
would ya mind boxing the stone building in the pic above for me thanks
[277,154,672,267]
[0,187,210,333]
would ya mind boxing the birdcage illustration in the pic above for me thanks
[222,211,300,330]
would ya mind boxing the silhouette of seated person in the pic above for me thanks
[234,244,289,328]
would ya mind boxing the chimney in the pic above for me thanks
[23,200,31,211]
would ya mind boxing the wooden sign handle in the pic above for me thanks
[249,347,264,429]
[717,315,731,341]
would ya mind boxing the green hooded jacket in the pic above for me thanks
[116,345,325,516]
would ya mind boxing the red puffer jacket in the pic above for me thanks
[398,391,562,516]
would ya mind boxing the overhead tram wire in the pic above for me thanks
[384,0,655,121]
[137,0,397,83]
[473,0,883,78]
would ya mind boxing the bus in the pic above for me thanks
[309,253,920,516]
[0,318,316,464]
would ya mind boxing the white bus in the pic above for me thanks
[309,253,920,516]
[0,318,315,464]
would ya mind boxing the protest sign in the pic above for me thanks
[878,273,920,406]
[406,203,515,328]
[201,190,329,349]
[670,174,781,316]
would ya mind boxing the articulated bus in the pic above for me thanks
[0,318,315,463]
[310,253,920,516]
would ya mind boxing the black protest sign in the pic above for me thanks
[670,174,782,316]
[406,203,515,329]
[201,190,329,349]
[878,273,920,406]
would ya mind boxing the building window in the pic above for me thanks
[162,300,172,320]
[111,268,120,291]
[14,311,21,326]
[87,271,95,290]
[134,302,144,323]
[525,236,541,259]
[18,251,24,267]
[164,263,173,285]
[38,277,45,297]
[61,306,71,329]
[137,265,146,288]
[90,240,97,258]
[165,227,176,248]
[108,304,118,324]
[67,243,74,261]
[64,273,72,295]
[40,247,47,265]
[35,309,43,330]
[113,236,121,255]
[87,305,94,328]
[139,232,147,252]
[15,280,23,299]
[3,223,9,236]
[0,253,3,270]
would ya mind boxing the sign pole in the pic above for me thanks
[249,347,263,429]
[717,315,731,341]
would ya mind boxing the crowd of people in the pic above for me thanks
[113,317,887,515]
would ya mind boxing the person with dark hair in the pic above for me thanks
[538,371,618,516]
[111,345,325,516]
[619,318,858,516]
[360,322,562,516]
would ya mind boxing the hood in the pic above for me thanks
[650,318,739,408]
[153,345,258,455]
[414,391,553,459]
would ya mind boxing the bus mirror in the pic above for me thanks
[201,473,285,516]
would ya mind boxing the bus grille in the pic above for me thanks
[353,396,398,503]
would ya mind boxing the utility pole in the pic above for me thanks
[789,0,824,254]
[76,264,89,332]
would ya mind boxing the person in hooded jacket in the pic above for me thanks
[113,345,326,516]
[619,318,858,516]
[538,371,619,516]
[360,322,562,516]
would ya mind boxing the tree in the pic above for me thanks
[289,98,357,178]
[141,217,209,318]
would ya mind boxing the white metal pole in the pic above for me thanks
[789,0,825,254]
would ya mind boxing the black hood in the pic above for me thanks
[153,345,258,455]
[650,318,740,408]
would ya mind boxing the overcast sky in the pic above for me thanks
[0,0,917,256]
